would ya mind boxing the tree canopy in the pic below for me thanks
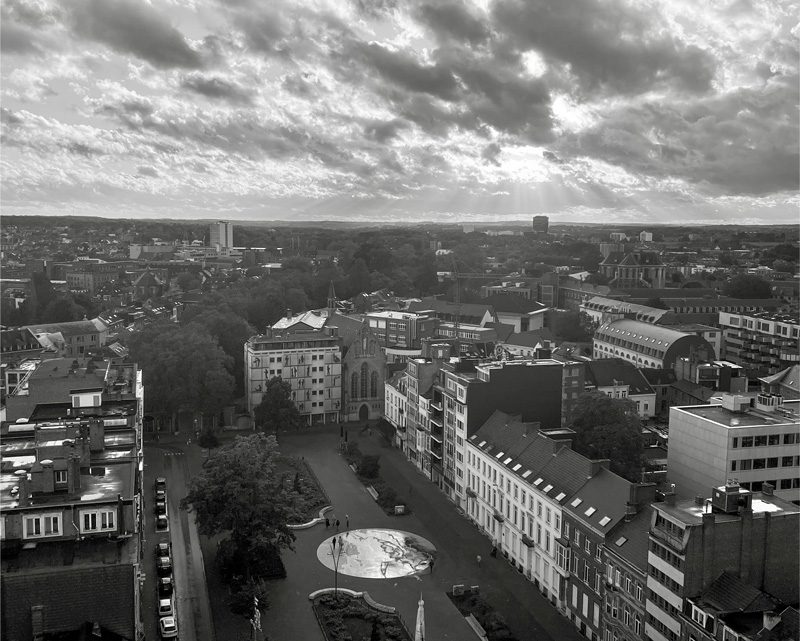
[557,310,599,342]
[570,392,644,483]
[181,434,298,576]
[721,274,772,299]
[127,321,235,426]
[254,377,304,433]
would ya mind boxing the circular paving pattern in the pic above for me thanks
[316,528,436,579]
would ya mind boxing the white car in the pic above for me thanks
[159,616,178,639]
[157,597,173,617]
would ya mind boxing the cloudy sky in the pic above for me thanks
[1,0,798,224]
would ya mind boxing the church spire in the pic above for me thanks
[327,281,337,315]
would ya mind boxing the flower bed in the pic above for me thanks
[279,456,329,521]
[312,593,412,641]
[447,591,520,641]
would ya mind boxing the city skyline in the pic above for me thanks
[1,0,798,224]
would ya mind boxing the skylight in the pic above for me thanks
[533,478,543,486]
[522,470,532,479]
[543,484,553,493]
[584,507,596,517]
[571,498,582,507]
[504,457,513,465]
[614,535,627,546]
[600,516,612,527]
[495,451,504,458]
[512,464,522,471]
[478,440,486,447]
[555,492,566,501]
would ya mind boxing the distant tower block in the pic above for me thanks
[532,215,549,235]
[210,221,233,250]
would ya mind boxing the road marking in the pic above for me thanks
[164,452,185,456]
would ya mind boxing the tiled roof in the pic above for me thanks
[0,328,41,351]
[670,378,715,402]
[698,571,779,614]
[585,358,655,395]
[407,297,493,321]
[640,368,678,386]
[24,320,99,337]
[505,328,556,347]
[755,607,799,641]
[605,504,653,572]
[564,466,631,534]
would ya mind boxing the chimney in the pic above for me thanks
[40,459,55,493]
[589,459,611,477]
[89,418,104,452]
[117,493,125,534]
[68,455,82,493]
[663,484,677,505]
[286,309,292,321]
[13,470,30,507]
[761,482,774,496]
[762,611,781,631]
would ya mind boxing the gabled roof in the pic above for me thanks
[273,310,327,331]
[755,607,799,641]
[640,368,678,386]
[24,320,99,337]
[481,294,547,314]
[697,571,779,614]
[585,358,655,395]
[759,365,800,394]
[504,328,556,348]
[484,322,515,343]
[605,504,653,572]
[407,297,494,322]
[0,328,41,352]
[670,378,715,402]
[563,466,631,535]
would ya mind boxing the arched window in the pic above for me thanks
[360,363,369,398]
[351,372,359,399]
[370,371,379,398]
[369,340,376,356]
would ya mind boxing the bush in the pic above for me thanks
[198,428,220,448]
[359,455,380,479]
[228,577,270,616]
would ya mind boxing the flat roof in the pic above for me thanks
[655,492,800,525]
[675,400,800,428]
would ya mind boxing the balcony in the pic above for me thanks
[466,487,477,498]
[492,510,505,523]
[430,416,443,428]
[521,534,535,548]
[430,401,443,412]
[650,527,686,553]
[430,432,443,444]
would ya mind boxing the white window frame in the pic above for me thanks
[24,512,62,539]
[80,508,117,533]
[54,470,68,484]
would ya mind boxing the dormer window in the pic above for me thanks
[54,470,67,485]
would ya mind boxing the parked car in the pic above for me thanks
[158,576,173,595]
[155,500,167,515]
[155,542,171,558]
[159,616,178,639]
[156,514,168,530]
[155,477,167,491]
[157,597,174,617]
[155,486,166,502]
[156,556,172,577]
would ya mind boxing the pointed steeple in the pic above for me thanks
[327,281,337,316]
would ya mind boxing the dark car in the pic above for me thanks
[155,542,171,558]
[156,514,168,530]
[155,487,166,502]
[155,500,167,516]
[156,556,172,577]
[158,576,173,595]
[155,477,167,491]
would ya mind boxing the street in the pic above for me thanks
[143,441,215,641]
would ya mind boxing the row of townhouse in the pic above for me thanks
[463,412,800,641]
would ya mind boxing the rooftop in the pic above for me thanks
[675,400,800,428]
[654,491,800,526]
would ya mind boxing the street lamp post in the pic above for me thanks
[331,536,343,599]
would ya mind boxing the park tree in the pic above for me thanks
[176,272,201,292]
[557,311,599,342]
[254,377,304,433]
[181,434,298,587]
[570,392,644,483]
[722,274,772,299]
[41,297,81,323]
[127,322,235,429]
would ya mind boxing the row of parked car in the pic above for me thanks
[154,477,178,639]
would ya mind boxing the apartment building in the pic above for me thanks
[21,320,108,360]
[645,483,799,641]
[719,311,800,379]
[667,394,800,504]
[245,328,343,425]
[466,412,593,609]
[1,360,144,640]
[593,319,716,369]
[431,357,566,505]
[584,358,657,419]
[209,220,233,251]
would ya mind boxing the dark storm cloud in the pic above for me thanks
[492,0,716,94]
[352,42,461,102]
[71,0,203,69]
[416,3,490,46]
[481,142,502,165]
[138,166,160,177]
[182,75,253,105]
[561,79,799,194]
[364,119,409,143]
[542,150,562,163]
[62,141,104,157]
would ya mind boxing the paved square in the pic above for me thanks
[317,529,435,578]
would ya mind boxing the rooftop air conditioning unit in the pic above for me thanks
[720,394,750,413]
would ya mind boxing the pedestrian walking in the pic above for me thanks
[345,515,350,528]
[476,555,482,567]
[336,519,340,531]
[490,546,497,558]
[325,517,330,528]
[429,559,435,574]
